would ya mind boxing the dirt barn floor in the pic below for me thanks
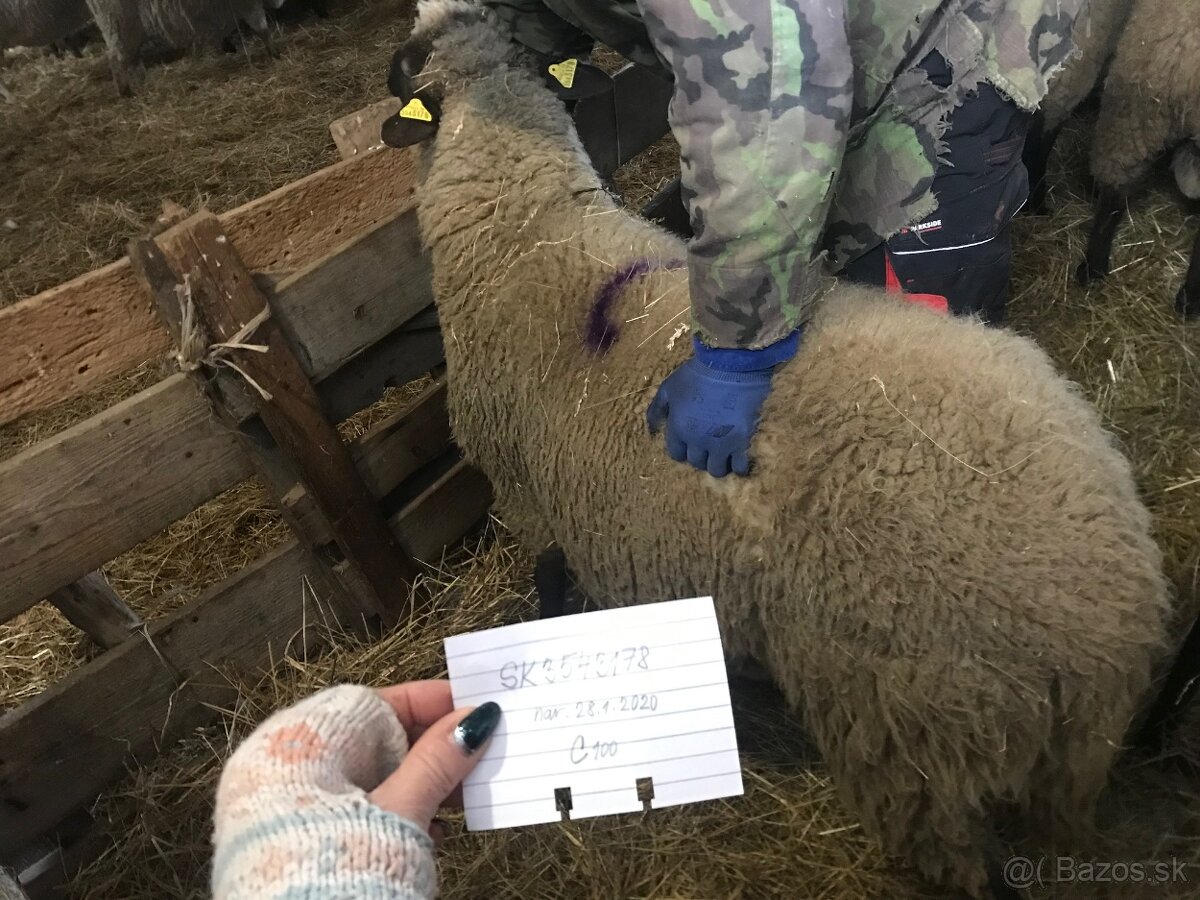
[2,2,1199,896]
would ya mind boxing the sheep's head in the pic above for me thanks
[380,0,612,149]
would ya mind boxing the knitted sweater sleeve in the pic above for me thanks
[212,685,438,899]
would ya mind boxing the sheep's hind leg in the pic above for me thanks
[1175,224,1200,319]
[642,177,693,239]
[257,25,278,59]
[1021,112,1060,216]
[1075,186,1125,286]
[534,545,568,619]
[243,6,279,59]
[86,0,147,96]
[1136,611,1200,751]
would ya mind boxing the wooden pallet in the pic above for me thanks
[0,131,484,891]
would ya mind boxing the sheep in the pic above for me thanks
[1024,0,1131,212]
[1049,0,1200,317]
[0,0,93,100]
[85,0,277,95]
[385,2,1173,895]
[0,0,92,51]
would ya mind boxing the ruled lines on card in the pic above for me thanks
[444,596,744,831]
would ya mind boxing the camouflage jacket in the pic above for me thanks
[491,0,1085,349]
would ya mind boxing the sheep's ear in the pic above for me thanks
[381,94,441,148]
[538,57,612,100]
[387,39,434,99]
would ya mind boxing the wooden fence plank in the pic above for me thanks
[46,572,142,650]
[0,540,335,859]
[0,375,253,623]
[0,320,446,624]
[0,148,420,427]
[356,379,450,496]
[273,209,433,382]
[283,379,451,542]
[392,460,493,562]
[0,460,493,860]
[319,315,443,424]
[152,213,421,619]
[330,98,402,160]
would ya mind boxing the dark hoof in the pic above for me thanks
[1176,286,1200,319]
[1075,259,1106,287]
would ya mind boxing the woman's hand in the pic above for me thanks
[369,681,501,842]
[213,681,501,899]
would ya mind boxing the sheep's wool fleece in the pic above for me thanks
[411,40,1171,891]
[1089,0,1200,188]
[0,0,91,48]
[1040,0,1133,131]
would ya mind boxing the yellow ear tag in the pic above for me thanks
[399,97,433,122]
[547,58,577,89]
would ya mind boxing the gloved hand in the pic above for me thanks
[646,332,799,478]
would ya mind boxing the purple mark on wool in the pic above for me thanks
[583,258,685,354]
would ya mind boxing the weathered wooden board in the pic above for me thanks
[318,316,444,424]
[0,319,446,624]
[283,379,452,542]
[0,375,252,623]
[330,98,403,160]
[392,459,493,562]
[46,572,142,650]
[0,541,337,858]
[272,209,433,383]
[357,379,450,497]
[153,213,420,618]
[0,148,420,426]
[0,459,493,860]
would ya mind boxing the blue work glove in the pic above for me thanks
[646,331,800,478]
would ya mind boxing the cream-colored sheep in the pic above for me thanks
[0,0,93,100]
[1067,0,1200,316]
[85,0,277,95]
[389,2,1173,894]
[1041,0,1130,133]
[1025,0,1131,210]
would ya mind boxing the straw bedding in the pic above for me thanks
[0,8,1196,897]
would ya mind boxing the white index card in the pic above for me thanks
[444,596,744,831]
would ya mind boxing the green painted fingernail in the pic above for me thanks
[454,701,501,754]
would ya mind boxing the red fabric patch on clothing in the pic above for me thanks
[883,252,949,315]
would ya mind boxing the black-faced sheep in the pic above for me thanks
[1033,0,1200,318]
[85,0,277,95]
[384,2,1173,895]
